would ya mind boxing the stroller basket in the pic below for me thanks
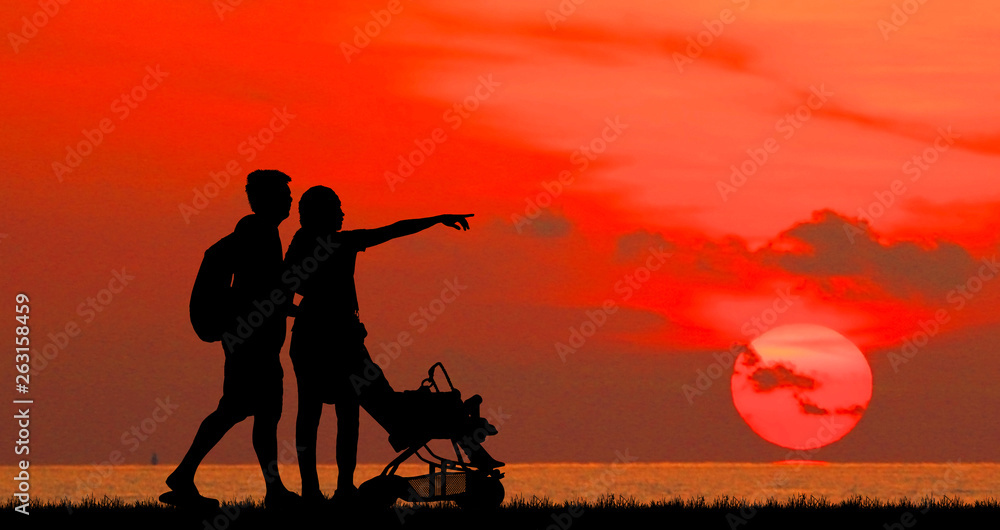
[407,471,468,499]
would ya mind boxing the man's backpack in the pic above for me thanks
[189,234,238,342]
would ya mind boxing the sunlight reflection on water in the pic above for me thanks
[18,462,999,504]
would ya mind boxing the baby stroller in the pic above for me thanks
[358,362,505,510]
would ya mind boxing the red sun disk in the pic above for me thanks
[731,324,873,452]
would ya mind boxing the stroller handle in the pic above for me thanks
[423,362,457,393]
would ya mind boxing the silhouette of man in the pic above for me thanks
[283,185,487,503]
[161,170,298,509]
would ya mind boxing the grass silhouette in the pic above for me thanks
[4,494,997,529]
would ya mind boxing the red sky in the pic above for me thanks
[2,0,1000,467]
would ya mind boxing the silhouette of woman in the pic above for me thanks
[284,185,475,503]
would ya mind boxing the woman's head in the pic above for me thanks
[298,185,345,231]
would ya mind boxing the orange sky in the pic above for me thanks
[2,0,1000,466]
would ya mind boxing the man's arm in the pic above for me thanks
[360,214,473,248]
[279,231,307,317]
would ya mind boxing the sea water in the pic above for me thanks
[9,462,998,504]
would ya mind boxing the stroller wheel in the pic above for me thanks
[455,477,504,512]
[358,475,408,509]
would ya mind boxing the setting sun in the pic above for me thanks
[731,324,873,451]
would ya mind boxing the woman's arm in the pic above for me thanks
[360,214,473,248]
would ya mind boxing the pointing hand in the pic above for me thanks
[441,214,474,231]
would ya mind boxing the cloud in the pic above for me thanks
[616,209,981,305]
[749,363,817,392]
[835,404,867,417]
[568,206,1000,351]
[795,398,868,417]
[812,104,1000,158]
[741,344,761,367]
[518,209,573,238]
[615,229,675,262]
[798,396,829,415]
[764,210,977,300]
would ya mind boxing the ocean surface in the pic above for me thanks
[10,463,998,504]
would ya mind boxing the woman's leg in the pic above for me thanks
[355,345,398,433]
[334,399,360,492]
[295,390,324,498]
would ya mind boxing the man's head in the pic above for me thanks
[245,169,292,224]
[298,185,344,232]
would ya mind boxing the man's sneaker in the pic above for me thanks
[158,486,219,510]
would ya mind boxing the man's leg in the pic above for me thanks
[163,344,248,505]
[253,410,287,493]
[251,366,295,500]
[295,392,324,498]
[334,400,360,493]
[167,407,243,490]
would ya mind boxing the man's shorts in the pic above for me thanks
[217,344,284,420]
